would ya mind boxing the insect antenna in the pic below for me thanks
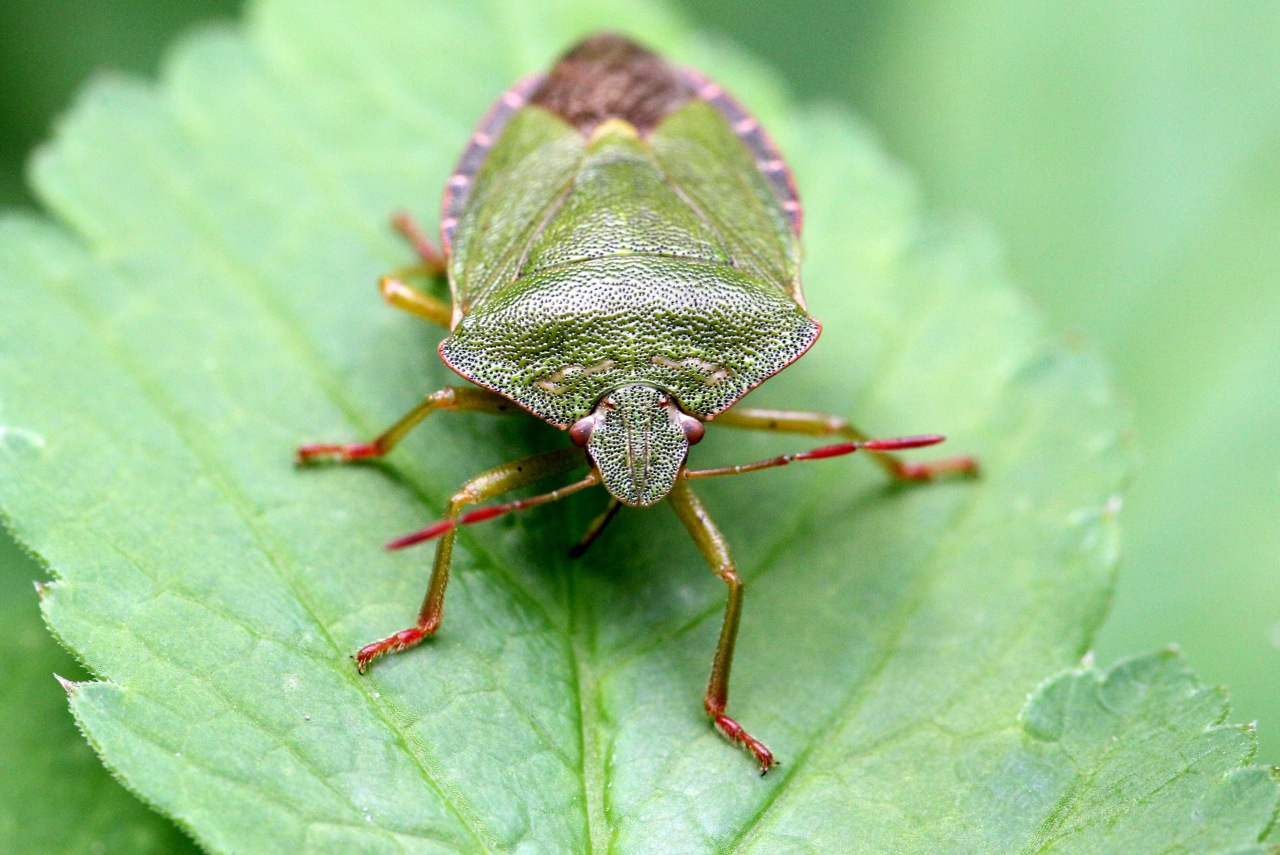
[684,434,947,480]
[387,470,602,550]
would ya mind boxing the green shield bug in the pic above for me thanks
[299,33,976,773]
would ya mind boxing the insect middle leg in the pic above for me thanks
[667,477,774,773]
[355,446,588,672]
[296,386,518,464]
[378,211,452,327]
[714,406,978,481]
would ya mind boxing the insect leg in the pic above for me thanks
[567,498,622,558]
[376,211,452,327]
[713,406,978,481]
[297,385,518,464]
[378,275,452,327]
[666,478,774,774]
[355,446,588,672]
[392,210,446,274]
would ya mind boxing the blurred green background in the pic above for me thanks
[1,0,1276,838]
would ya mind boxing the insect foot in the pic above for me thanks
[707,698,775,775]
[353,624,437,674]
[295,441,383,465]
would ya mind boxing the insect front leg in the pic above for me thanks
[355,446,588,672]
[666,478,775,774]
[714,406,978,481]
[296,385,518,464]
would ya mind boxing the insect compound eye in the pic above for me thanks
[569,415,595,447]
[679,414,705,445]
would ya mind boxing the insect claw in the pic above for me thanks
[752,741,776,775]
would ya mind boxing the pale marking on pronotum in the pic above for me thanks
[535,359,619,394]
[651,354,732,384]
[590,117,640,142]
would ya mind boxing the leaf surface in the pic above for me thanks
[0,0,1273,851]
[0,537,200,853]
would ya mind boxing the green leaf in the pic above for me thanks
[1013,651,1277,854]
[0,536,200,853]
[801,0,1280,765]
[0,0,1272,851]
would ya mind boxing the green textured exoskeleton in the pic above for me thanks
[299,34,975,773]
[439,54,819,505]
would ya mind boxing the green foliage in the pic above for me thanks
[684,0,1280,760]
[0,0,1273,851]
[0,0,242,208]
[0,538,200,854]
[1015,651,1276,853]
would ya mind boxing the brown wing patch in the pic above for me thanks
[530,33,692,135]
[680,68,802,236]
